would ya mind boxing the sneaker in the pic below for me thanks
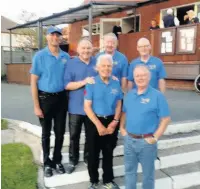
[65,163,75,174]
[88,183,99,189]
[103,181,120,189]
[44,166,53,177]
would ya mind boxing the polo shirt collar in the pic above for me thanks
[139,56,152,64]
[45,46,65,58]
[96,75,112,85]
[132,86,151,96]
[78,56,94,65]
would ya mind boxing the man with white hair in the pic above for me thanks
[128,37,167,93]
[121,65,171,189]
[163,8,179,28]
[84,54,122,189]
[64,38,98,174]
[96,32,128,92]
[184,10,199,24]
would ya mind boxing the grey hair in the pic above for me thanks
[133,64,151,79]
[103,33,118,43]
[77,37,92,46]
[137,37,151,46]
[96,54,113,67]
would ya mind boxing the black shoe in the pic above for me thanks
[44,166,53,177]
[88,183,99,189]
[53,163,65,174]
[65,163,75,174]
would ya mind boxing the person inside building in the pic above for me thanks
[30,26,70,177]
[59,27,69,53]
[163,8,180,28]
[112,21,122,39]
[184,10,199,24]
[64,38,98,174]
[121,64,171,189]
[127,38,167,93]
[149,19,160,30]
[84,54,122,189]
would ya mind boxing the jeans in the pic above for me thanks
[124,135,157,189]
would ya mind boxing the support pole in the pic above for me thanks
[38,21,43,50]
[134,8,137,33]
[9,30,12,63]
[88,4,93,41]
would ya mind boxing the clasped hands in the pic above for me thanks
[96,120,118,136]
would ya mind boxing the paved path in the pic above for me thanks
[2,83,200,128]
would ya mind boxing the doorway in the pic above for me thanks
[177,5,194,25]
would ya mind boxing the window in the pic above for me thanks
[82,23,100,36]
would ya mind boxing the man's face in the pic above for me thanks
[104,36,117,54]
[151,20,156,27]
[97,58,113,78]
[134,68,150,88]
[46,32,61,47]
[137,40,151,56]
[77,40,93,60]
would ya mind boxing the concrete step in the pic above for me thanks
[40,133,200,164]
[44,162,200,189]
[43,144,200,188]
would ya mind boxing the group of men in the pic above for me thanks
[30,26,171,189]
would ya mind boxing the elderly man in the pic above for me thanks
[30,26,70,177]
[64,38,98,174]
[184,10,199,24]
[128,38,167,93]
[163,8,179,28]
[84,54,122,189]
[96,33,128,92]
[121,65,171,189]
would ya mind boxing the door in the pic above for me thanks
[99,18,122,51]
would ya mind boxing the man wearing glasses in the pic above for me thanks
[127,38,166,93]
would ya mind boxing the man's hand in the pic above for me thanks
[144,137,157,144]
[96,125,107,136]
[112,75,119,81]
[84,77,95,84]
[120,128,127,137]
[34,107,44,118]
[107,120,118,134]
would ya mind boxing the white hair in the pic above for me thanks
[103,33,118,42]
[167,8,173,15]
[96,54,113,67]
[134,64,151,79]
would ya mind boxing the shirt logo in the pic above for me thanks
[113,61,118,66]
[140,98,150,104]
[61,58,67,64]
[148,65,156,70]
[111,88,118,95]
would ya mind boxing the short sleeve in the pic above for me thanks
[157,93,170,118]
[30,54,42,76]
[127,62,134,82]
[64,61,73,87]
[84,84,93,101]
[121,56,129,78]
[158,60,167,79]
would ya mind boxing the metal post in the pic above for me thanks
[88,4,93,41]
[134,8,137,33]
[38,21,43,50]
[9,30,12,63]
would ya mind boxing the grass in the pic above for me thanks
[1,119,8,130]
[1,143,38,189]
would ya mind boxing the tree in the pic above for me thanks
[16,10,47,49]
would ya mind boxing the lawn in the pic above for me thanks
[2,143,38,189]
[1,119,8,130]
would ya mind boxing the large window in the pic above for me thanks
[82,23,100,36]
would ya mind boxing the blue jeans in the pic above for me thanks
[124,135,157,189]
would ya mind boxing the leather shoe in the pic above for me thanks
[66,163,75,174]
[53,163,65,174]
[44,166,53,177]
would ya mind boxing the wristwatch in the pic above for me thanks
[113,119,119,123]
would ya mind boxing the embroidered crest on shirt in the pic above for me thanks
[113,61,118,66]
[148,65,156,70]
[111,88,118,95]
[140,98,150,104]
[61,58,67,64]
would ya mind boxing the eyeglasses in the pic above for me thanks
[138,45,150,48]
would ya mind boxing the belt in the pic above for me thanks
[96,115,114,119]
[128,132,153,139]
[38,90,65,96]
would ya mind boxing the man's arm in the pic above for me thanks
[84,100,107,136]
[127,80,134,91]
[120,112,127,136]
[30,74,43,118]
[159,79,166,93]
[121,78,127,93]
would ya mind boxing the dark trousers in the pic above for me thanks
[85,115,119,184]
[39,91,67,166]
[68,114,88,165]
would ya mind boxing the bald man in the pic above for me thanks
[127,38,167,93]
[121,65,171,189]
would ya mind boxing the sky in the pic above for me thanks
[1,0,84,24]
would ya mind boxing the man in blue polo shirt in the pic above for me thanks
[64,38,98,174]
[120,65,171,189]
[96,32,129,92]
[30,26,70,177]
[84,54,122,189]
[127,37,167,93]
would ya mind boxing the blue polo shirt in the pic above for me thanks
[128,56,167,89]
[123,86,170,134]
[30,47,70,93]
[64,57,97,115]
[96,50,129,82]
[85,75,123,116]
